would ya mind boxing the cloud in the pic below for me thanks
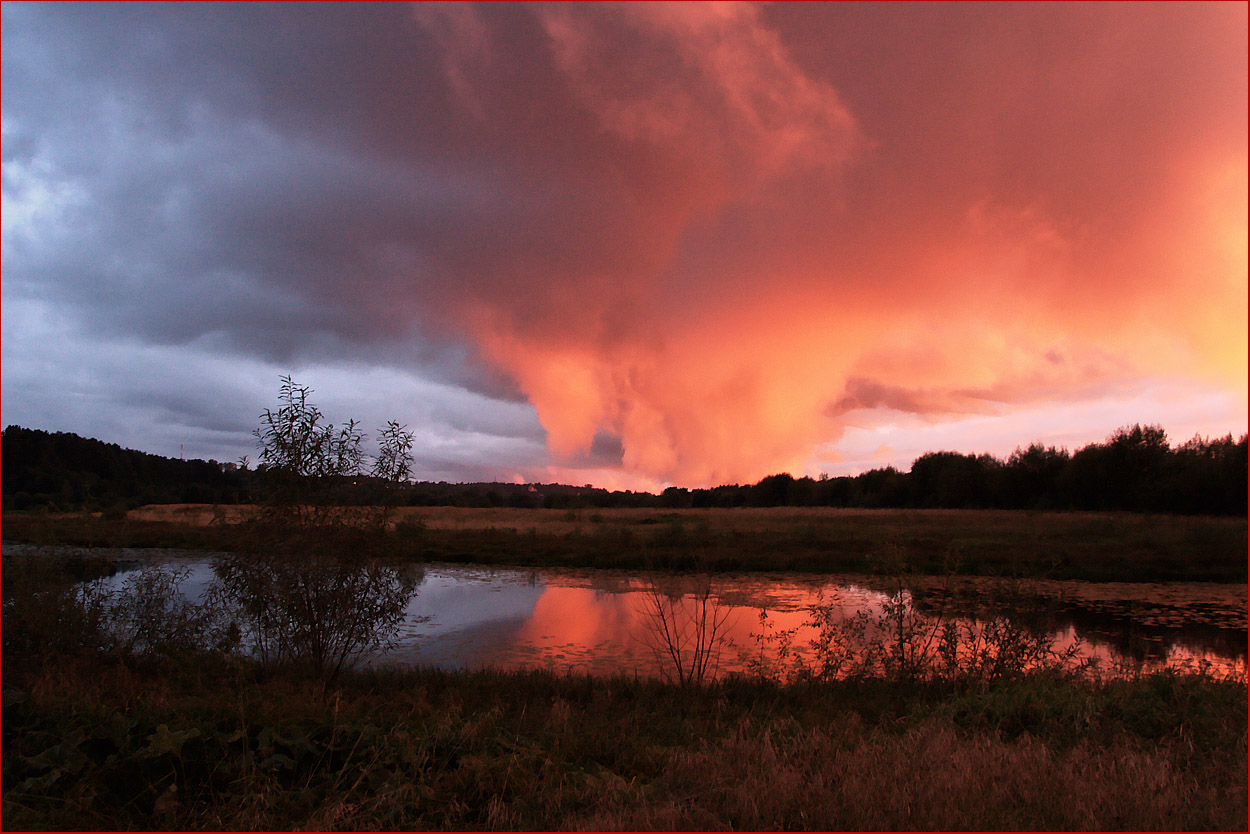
[0,296,548,477]
[2,2,1245,487]
[534,2,861,177]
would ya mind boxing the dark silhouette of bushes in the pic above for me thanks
[909,452,1000,508]
[1000,444,1070,509]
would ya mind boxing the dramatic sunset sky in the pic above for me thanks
[3,2,1246,490]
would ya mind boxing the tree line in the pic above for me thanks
[658,425,1246,516]
[1,425,251,511]
[3,423,1245,516]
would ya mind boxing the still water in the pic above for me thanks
[389,564,1247,678]
[12,544,1246,680]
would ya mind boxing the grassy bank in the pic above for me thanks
[5,505,1246,581]
[3,655,1245,831]
[2,544,1244,831]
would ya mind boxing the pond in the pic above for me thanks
[7,544,1245,680]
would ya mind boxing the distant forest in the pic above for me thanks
[2,424,1245,516]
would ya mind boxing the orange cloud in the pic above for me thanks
[413,2,1247,486]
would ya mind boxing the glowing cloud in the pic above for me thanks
[6,3,1241,479]
[406,2,1247,486]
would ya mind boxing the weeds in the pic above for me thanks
[1,657,1244,831]
[742,565,1093,686]
[1,552,112,676]
[2,533,1244,829]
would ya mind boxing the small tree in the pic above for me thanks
[372,420,415,483]
[217,376,424,678]
[252,376,418,530]
[371,420,415,528]
[254,375,364,528]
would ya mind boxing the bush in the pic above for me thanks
[744,568,1086,686]
[1,553,111,675]
[2,554,234,681]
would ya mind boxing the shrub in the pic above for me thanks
[1,553,111,674]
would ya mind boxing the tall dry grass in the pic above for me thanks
[569,716,1245,831]
[5,656,1244,831]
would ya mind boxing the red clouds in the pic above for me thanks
[411,2,1247,486]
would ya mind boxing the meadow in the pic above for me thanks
[6,503,1246,582]
[4,505,1246,829]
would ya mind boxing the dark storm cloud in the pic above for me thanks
[0,291,546,468]
[2,2,554,467]
[3,2,495,372]
[3,2,1244,487]
[4,0,754,419]
[4,1,661,346]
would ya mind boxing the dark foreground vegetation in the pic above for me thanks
[5,378,1245,830]
[2,552,1245,831]
[4,421,1246,515]
[6,660,1245,831]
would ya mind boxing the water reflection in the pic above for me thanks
[15,543,1242,680]
[384,564,1245,680]
[210,551,421,678]
[637,573,734,686]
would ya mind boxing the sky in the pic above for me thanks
[2,1,1246,491]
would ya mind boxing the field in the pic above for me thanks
[4,650,1246,830]
[5,504,1246,582]
[3,506,1246,830]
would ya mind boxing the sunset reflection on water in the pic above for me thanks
[385,565,1247,680]
[59,546,1245,680]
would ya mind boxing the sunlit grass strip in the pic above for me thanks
[5,505,1246,582]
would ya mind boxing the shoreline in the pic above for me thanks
[4,505,1245,583]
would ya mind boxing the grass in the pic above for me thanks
[5,505,1247,582]
[2,656,1245,831]
[2,544,1244,830]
